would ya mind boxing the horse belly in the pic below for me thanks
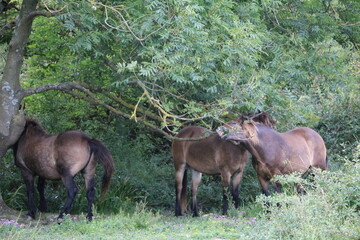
[38,167,62,180]
[186,148,219,175]
[21,149,61,180]
[187,156,219,174]
[280,154,312,174]
[32,157,61,180]
[23,161,61,180]
[186,147,240,175]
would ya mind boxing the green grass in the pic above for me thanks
[1,192,359,240]
[0,210,269,240]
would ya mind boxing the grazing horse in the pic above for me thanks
[216,113,327,196]
[12,119,115,222]
[172,113,275,217]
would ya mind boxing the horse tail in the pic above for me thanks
[88,138,115,201]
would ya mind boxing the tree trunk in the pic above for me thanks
[0,0,39,215]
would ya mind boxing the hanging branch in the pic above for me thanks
[134,79,208,122]
[20,82,215,141]
[88,86,163,123]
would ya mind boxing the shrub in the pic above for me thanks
[252,153,360,240]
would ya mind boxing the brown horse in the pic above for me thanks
[216,113,327,196]
[12,119,115,222]
[172,114,275,217]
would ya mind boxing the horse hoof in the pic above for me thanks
[57,218,63,225]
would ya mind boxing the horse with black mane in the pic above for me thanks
[12,119,115,222]
[172,113,275,217]
[217,112,327,196]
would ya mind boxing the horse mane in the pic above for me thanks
[238,111,276,128]
[235,112,276,145]
[240,122,259,145]
[24,118,47,135]
[12,118,46,155]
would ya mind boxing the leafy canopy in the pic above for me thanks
[22,0,359,133]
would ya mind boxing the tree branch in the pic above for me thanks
[63,87,215,141]
[20,82,215,142]
[91,87,164,123]
[20,82,86,98]
[26,10,50,19]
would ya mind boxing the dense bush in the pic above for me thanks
[253,156,360,239]
[317,91,360,164]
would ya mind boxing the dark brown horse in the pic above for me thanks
[172,114,275,217]
[12,119,115,222]
[217,113,327,196]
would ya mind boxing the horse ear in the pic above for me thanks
[262,112,277,128]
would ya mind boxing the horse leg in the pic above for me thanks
[58,174,78,223]
[175,164,187,216]
[21,170,37,219]
[37,177,47,212]
[274,181,283,207]
[180,168,188,214]
[83,168,96,221]
[85,178,95,221]
[274,181,282,194]
[231,169,244,209]
[191,169,202,217]
[220,171,231,215]
[257,176,271,197]
[257,176,274,211]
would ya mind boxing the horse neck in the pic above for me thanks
[242,140,262,163]
[242,124,272,163]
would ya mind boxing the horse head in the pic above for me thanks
[239,111,276,128]
[216,111,274,145]
[216,120,257,145]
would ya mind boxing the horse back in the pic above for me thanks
[172,126,247,174]
[15,130,92,180]
[284,127,327,170]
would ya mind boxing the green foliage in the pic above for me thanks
[21,0,359,129]
[111,0,269,118]
[255,162,360,239]
[0,151,26,211]
[316,80,360,165]
[110,131,174,209]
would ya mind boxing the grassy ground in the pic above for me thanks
[0,207,273,240]
[1,197,359,240]
[1,161,360,240]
